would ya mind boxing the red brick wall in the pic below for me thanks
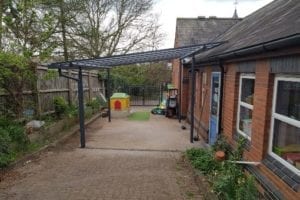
[187,67,212,141]
[181,67,190,117]
[172,54,299,198]
[221,60,299,199]
[222,63,239,146]
[172,59,180,89]
[244,60,273,161]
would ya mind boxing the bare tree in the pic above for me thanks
[68,0,164,58]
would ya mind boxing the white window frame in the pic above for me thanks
[268,76,300,175]
[237,74,255,140]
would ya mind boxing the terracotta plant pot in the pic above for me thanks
[215,151,225,161]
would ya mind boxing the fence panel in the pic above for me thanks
[0,66,105,117]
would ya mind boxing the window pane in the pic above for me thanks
[241,78,255,105]
[276,81,300,121]
[272,119,300,170]
[239,106,252,138]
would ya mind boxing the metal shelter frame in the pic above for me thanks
[48,42,223,148]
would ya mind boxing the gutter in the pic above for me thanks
[199,33,300,63]
[187,33,300,144]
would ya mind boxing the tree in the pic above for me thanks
[0,0,11,50]
[0,52,36,118]
[68,0,164,58]
[41,0,84,61]
[100,61,172,89]
[3,0,57,59]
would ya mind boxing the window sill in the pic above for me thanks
[263,155,300,192]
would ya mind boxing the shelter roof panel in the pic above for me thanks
[48,42,222,69]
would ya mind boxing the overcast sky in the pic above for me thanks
[153,0,274,48]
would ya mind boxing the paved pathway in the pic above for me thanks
[0,107,210,200]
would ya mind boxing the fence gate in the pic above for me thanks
[126,85,161,106]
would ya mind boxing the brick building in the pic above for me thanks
[172,0,300,199]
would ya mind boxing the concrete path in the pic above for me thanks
[0,107,209,200]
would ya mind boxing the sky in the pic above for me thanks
[153,0,274,48]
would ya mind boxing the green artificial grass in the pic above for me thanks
[128,111,150,121]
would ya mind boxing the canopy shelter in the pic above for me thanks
[48,42,223,148]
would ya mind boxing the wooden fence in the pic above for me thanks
[0,66,105,117]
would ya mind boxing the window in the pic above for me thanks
[269,77,300,174]
[237,74,255,140]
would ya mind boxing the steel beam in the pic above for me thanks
[178,59,182,123]
[78,67,86,148]
[107,68,111,122]
[190,56,196,143]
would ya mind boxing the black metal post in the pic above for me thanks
[218,61,224,135]
[190,56,196,143]
[178,59,182,123]
[159,83,163,105]
[78,67,86,148]
[107,68,111,122]
[142,86,145,106]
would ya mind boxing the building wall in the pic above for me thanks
[180,55,300,199]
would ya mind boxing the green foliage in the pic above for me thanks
[3,0,57,59]
[186,139,259,200]
[66,104,78,118]
[84,106,93,119]
[212,135,232,155]
[86,97,101,113]
[42,69,58,80]
[99,62,171,93]
[0,127,12,155]
[6,124,29,151]
[186,148,220,175]
[236,176,259,200]
[231,137,247,161]
[53,96,68,118]
[0,52,36,118]
[0,117,29,168]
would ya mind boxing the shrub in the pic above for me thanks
[186,148,220,175]
[0,128,12,154]
[212,135,231,155]
[0,117,29,168]
[66,104,78,118]
[86,97,101,112]
[186,143,259,199]
[53,96,68,118]
[6,124,29,152]
[0,52,36,118]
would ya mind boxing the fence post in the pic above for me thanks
[35,67,42,118]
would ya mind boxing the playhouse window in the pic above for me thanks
[237,74,255,140]
[269,77,300,174]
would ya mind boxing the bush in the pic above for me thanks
[66,104,78,118]
[86,97,101,113]
[6,124,29,152]
[186,144,259,199]
[212,135,231,155]
[53,96,68,118]
[186,148,220,174]
[0,117,29,168]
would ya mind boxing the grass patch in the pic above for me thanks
[128,111,150,121]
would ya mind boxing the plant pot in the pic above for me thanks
[215,150,225,161]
